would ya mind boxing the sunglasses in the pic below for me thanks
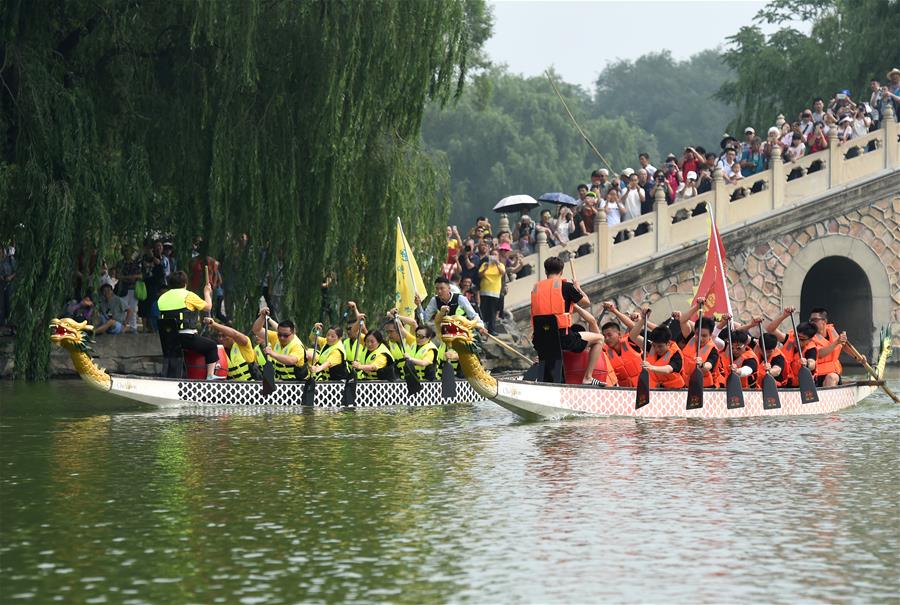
[277,332,292,338]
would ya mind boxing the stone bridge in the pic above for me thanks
[502,106,900,359]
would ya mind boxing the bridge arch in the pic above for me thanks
[782,234,890,354]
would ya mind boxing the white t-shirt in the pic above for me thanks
[622,188,642,221]
[601,199,621,226]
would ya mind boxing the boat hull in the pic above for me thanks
[492,379,877,420]
[104,375,483,409]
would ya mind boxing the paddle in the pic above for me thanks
[788,314,819,403]
[260,312,276,397]
[441,356,457,399]
[685,315,704,411]
[759,325,781,410]
[301,327,320,406]
[842,339,898,403]
[725,322,745,409]
[395,316,422,396]
[341,320,363,407]
[635,309,651,409]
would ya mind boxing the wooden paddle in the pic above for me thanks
[301,327,320,406]
[260,311,276,397]
[685,315,704,410]
[341,320,363,406]
[758,325,781,410]
[395,316,422,396]
[842,339,899,404]
[725,323,745,409]
[788,314,819,403]
[635,309,651,409]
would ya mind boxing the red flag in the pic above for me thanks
[692,208,733,320]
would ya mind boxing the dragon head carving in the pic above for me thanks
[439,314,483,354]
[49,318,95,353]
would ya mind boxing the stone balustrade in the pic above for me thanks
[502,105,900,312]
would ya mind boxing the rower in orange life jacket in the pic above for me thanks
[680,316,721,388]
[764,307,827,387]
[530,256,607,386]
[634,324,685,389]
[597,301,643,387]
[757,332,789,387]
[722,329,760,389]
[808,307,845,386]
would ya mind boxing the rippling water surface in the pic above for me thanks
[1,376,898,604]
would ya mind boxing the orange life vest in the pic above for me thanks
[681,339,718,388]
[723,348,760,389]
[647,341,686,389]
[757,349,788,388]
[783,333,817,387]
[563,349,617,385]
[605,339,643,387]
[814,324,842,378]
[530,277,572,331]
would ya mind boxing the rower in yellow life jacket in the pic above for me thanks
[385,310,416,380]
[309,323,350,381]
[202,318,261,381]
[403,325,439,380]
[436,342,462,379]
[351,330,397,380]
[251,308,307,381]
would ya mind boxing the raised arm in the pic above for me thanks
[602,301,634,330]
[764,306,793,342]
[203,318,249,346]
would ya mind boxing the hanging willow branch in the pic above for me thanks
[0,0,487,379]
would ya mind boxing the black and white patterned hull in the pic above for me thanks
[106,375,482,409]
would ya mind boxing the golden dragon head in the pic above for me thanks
[439,314,483,353]
[49,318,95,353]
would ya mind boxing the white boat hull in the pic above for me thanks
[492,379,877,420]
[103,375,482,409]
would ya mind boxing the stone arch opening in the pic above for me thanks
[800,256,873,357]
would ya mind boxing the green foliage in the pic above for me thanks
[422,68,658,228]
[592,49,735,159]
[718,0,900,130]
[0,0,488,379]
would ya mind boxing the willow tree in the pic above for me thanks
[0,0,491,379]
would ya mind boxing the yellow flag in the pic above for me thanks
[395,217,427,318]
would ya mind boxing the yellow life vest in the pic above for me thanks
[157,288,199,332]
[436,342,461,379]
[274,339,305,381]
[316,341,349,381]
[362,344,396,380]
[411,341,438,380]
[228,342,253,382]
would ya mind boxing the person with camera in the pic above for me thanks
[622,173,645,222]
[554,206,576,245]
[808,122,829,154]
[651,168,675,203]
[477,246,505,335]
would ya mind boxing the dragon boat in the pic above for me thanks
[439,314,893,421]
[49,318,482,409]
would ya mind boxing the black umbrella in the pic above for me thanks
[538,192,578,207]
[493,194,539,214]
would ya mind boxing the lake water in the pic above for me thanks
[1,374,898,604]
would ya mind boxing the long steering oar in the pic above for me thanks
[685,315,704,411]
[302,327,320,406]
[788,314,818,403]
[725,322,745,409]
[484,331,534,365]
[341,320,363,407]
[395,316,422,396]
[635,309,651,409]
[758,325,781,410]
[842,339,899,403]
[261,312,276,397]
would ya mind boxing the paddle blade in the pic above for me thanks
[261,362,276,397]
[341,376,357,407]
[404,361,422,396]
[797,367,819,403]
[301,378,316,406]
[761,375,781,410]
[635,370,650,409]
[686,369,704,410]
[726,373,745,409]
[441,362,457,399]
[523,362,544,382]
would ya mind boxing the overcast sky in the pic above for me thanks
[484,1,795,91]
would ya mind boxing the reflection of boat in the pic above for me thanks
[440,314,892,421]
[50,318,481,409]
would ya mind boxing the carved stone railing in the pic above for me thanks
[503,105,900,311]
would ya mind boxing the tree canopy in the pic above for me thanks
[0,0,490,379]
[718,0,900,130]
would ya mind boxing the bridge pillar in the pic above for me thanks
[594,207,610,274]
[771,145,784,209]
[827,128,840,187]
[712,167,728,228]
[653,185,669,253]
[535,229,548,277]
[884,102,898,169]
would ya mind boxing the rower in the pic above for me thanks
[808,307,845,387]
[632,323,685,389]
[202,318,261,381]
[352,330,396,380]
[530,256,606,386]
[385,309,417,379]
[680,317,720,388]
[722,329,760,389]
[252,308,307,381]
[342,301,368,368]
[404,325,439,380]
[157,270,219,379]
[765,308,822,387]
[599,303,643,387]
[758,333,788,387]
[309,323,350,381]
[435,305,463,379]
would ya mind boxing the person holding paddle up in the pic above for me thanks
[758,333,788,387]
[308,323,351,381]
[252,308,307,382]
[722,330,760,389]
[630,320,685,390]
[765,308,827,387]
